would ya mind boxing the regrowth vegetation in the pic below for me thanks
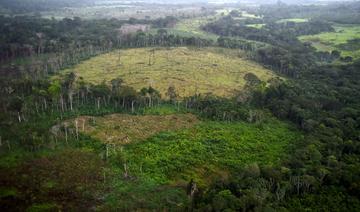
[81,114,300,210]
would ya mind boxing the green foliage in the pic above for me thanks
[110,118,299,187]
[139,104,184,115]
[26,203,59,212]
[0,188,18,198]
[285,187,360,211]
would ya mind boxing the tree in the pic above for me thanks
[140,86,160,107]
[110,78,124,107]
[62,72,76,111]
[48,80,62,111]
[91,82,110,109]
[8,96,23,122]
[166,85,177,104]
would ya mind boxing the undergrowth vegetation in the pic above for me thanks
[102,114,300,210]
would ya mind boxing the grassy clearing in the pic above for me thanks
[241,11,261,19]
[277,18,309,23]
[61,47,277,98]
[233,11,262,21]
[299,24,360,59]
[246,24,266,29]
[163,16,219,40]
[65,113,199,144]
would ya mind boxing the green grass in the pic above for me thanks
[104,117,300,209]
[60,47,277,98]
[299,24,360,59]
[140,104,184,115]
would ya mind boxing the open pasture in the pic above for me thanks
[164,16,220,40]
[62,47,277,98]
[299,24,360,59]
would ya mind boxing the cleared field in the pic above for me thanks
[299,25,360,59]
[64,113,199,144]
[246,24,265,29]
[157,9,230,40]
[241,11,261,19]
[277,18,309,23]
[233,11,262,20]
[164,16,219,40]
[62,47,277,98]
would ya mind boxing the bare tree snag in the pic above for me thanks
[75,119,79,140]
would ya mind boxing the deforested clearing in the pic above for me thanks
[62,47,278,98]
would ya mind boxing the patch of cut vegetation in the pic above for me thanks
[64,113,199,144]
[299,24,360,58]
[61,47,277,98]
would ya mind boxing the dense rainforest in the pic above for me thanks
[0,1,360,211]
